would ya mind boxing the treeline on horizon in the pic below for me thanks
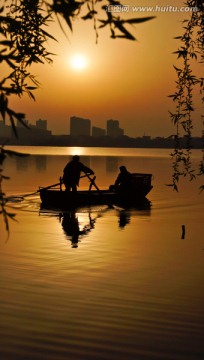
[0,134,203,149]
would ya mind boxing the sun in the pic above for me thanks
[69,54,88,71]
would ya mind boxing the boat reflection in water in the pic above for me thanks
[118,199,151,229]
[60,211,99,248]
[118,210,131,229]
[57,200,151,247]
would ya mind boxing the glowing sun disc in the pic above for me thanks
[70,54,88,71]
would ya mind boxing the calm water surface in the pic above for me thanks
[0,147,204,360]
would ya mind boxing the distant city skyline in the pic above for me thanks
[1,113,203,139]
[8,0,203,138]
[0,116,202,150]
[0,115,167,138]
[69,116,125,137]
[1,115,127,137]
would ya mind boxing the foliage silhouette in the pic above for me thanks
[168,0,203,191]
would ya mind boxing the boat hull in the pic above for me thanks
[40,187,152,210]
[39,173,153,210]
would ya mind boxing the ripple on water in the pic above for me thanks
[1,190,204,359]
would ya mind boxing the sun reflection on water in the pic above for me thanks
[68,147,85,156]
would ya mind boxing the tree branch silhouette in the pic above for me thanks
[168,0,203,191]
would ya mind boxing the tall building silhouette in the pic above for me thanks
[106,119,124,137]
[70,116,91,136]
[36,119,47,130]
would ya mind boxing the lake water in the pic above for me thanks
[0,147,204,360]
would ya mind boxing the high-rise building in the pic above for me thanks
[36,119,47,130]
[70,116,91,136]
[106,119,124,137]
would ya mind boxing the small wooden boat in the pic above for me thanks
[39,173,153,209]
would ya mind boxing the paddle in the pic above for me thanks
[10,174,91,199]
[38,181,62,192]
[38,173,89,192]
[85,173,100,192]
[85,172,114,208]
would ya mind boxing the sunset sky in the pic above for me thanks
[9,0,203,137]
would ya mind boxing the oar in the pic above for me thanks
[88,176,97,191]
[85,173,100,192]
[13,182,62,198]
[38,173,89,193]
[21,174,90,198]
[19,182,62,197]
[8,174,99,200]
[85,172,114,208]
[38,182,62,192]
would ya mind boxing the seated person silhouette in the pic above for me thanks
[114,166,132,193]
[118,210,131,229]
[63,155,94,192]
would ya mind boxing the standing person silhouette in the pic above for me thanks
[63,155,94,192]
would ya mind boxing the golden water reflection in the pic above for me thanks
[1,148,204,360]
[40,203,151,249]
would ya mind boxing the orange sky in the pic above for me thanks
[8,0,203,137]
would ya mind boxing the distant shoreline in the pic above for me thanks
[0,134,203,149]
